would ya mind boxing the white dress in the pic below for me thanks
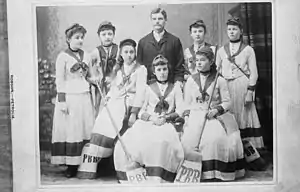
[77,62,147,178]
[114,82,185,183]
[216,42,264,149]
[51,49,95,165]
[181,72,245,181]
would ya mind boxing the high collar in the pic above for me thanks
[68,46,80,53]
[153,29,165,37]
[230,38,241,44]
[199,70,211,76]
[156,79,168,84]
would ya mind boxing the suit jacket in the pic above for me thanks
[137,30,185,84]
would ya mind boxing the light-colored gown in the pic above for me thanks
[51,49,95,165]
[216,42,264,149]
[181,72,245,181]
[77,61,147,178]
[114,82,185,183]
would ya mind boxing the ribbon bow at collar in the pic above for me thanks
[70,62,89,73]
[196,92,210,103]
[154,96,169,115]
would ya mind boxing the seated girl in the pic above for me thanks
[114,54,185,183]
[181,46,245,181]
[77,39,147,179]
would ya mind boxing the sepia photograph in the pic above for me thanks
[36,2,273,185]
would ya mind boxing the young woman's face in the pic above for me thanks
[151,13,166,32]
[227,25,242,41]
[195,54,211,72]
[121,45,136,65]
[99,29,115,46]
[190,26,205,44]
[67,32,84,50]
[154,64,169,82]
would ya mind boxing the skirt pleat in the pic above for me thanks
[181,110,245,181]
[227,76,264,149]
[114,120,184,183]
[51,92,95,165]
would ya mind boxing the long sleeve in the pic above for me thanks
[217,77,232,112]
[55,53,66,93]
[248,47,258,87]
[55,53,67,102]
[131,66,147,109]
[174,84,184,116]
[183,48,192,75]
[89,49,100,75]
[173,38,185,82]
[215,48,222,72]
[138,86,151,121]
[183,77,194,110]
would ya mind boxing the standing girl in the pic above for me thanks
[51,23,95,178]
[77,39,147,179]
[184,20,216,80]
[216,17,264,150]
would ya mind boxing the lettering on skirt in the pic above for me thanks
[242,140,260,162]
[83,154,101,163]
[175,160,202,183]
[126,168,147,183]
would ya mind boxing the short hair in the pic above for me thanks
[150,7,167,20]
[65,23,87,39]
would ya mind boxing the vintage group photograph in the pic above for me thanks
[36,2,273,185]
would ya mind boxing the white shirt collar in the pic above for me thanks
[157,82,168,95]
[153,30,165,42]
[229,41,241,55]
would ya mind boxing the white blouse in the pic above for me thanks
[107,62,147,108]
[55,50,91,94]
[138,82,184,118]
[216,43,258,86]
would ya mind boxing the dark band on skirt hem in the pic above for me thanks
[51,140,89,157]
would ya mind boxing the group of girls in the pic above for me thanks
[50,16,264,183]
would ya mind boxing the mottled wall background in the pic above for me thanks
[36,3,238,62]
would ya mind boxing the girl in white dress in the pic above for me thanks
[51,23,95,178]
[181,46,245,181]
[215,17,264,150]
[114,54,185,183]
[77,39,147,179]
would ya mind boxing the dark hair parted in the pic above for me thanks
[226,16,243,29]
[189,19,206,33]
[65,23,87,39]
[150,7,167,20]
[151,54,170,73]
[97,21,116,35]
[110,39,137,80]
[195,47,217,71]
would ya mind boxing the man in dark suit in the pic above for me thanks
[136,7,185,86]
